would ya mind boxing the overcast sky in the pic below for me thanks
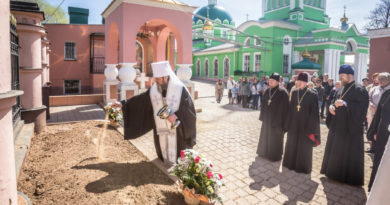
[46,0,379,32]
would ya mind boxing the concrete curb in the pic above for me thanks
[14,123,34,179]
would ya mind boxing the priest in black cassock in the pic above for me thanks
[118,61,196,165]
[283,72,320,174]
[321,65,369,186]
[257,72,289,161]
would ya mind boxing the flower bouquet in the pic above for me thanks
[169,149,224,205]
[104,103,123,127]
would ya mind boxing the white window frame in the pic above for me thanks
[243,53,250,72]
[253,52,261,72]
[64,41,76,60]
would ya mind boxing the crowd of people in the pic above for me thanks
[214,66,390,194]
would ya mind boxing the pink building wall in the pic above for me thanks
[105,3,193,65]
[369,36,390,77]
[0,1,18,204]
[46,24,105,95]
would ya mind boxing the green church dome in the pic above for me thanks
[193,4,233,24]
[292,58,321,70]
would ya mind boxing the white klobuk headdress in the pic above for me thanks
[151,61,184,87]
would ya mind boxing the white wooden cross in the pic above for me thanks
[136,72,149,93]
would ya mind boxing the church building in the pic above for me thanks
[192,0,369,81]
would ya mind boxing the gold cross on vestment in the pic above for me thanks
[297,105,301,112]
[268,100,271,106]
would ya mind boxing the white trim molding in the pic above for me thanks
[368,27,390,39]
[237,20,301,32]
[193,48,238,56]
[312,24,363,36]
[102,0,197,18]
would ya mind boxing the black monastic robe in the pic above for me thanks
[257,86,289,161]
[283,87,320,174]
[121,88,196,161]
[321,81,369,186]
[367,89,390,190]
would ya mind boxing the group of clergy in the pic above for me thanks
[118,60,389,202]
[257,64,369,187]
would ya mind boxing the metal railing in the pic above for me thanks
[90,57,105,74]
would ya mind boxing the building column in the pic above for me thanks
[299,0,304,9]
[335,50,341,81]
[262,0,266,17]
[354,53,369,82]
[323,49,332,78]
[0,94,21,205]
[14,13,46,133]
[324,49,341,81]
[290,0,295,9]
[293,51,301,64]
[104,64,119,104]
[0,1,23,203]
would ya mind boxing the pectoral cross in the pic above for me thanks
[268,100,271,106]
[297,105,301,112]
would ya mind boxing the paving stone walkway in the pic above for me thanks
[47,81,373,204]
[129,80,372,205]
[47,104,105,123]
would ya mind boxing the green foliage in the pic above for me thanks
[37,0,68,24]
[169,149,224,203]
[104,104,123,122]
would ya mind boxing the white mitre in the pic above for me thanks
[151,61,171,78]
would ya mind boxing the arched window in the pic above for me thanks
[204,59,209,77]
[196,60,201,76]
[214,58,219,76]
[346,42,353,52]
[224,58,230,77]
[244,37,251,46]
[345,39,357,52]
[254,36,261,46]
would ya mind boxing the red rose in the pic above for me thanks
[210,164,213,168]
[195,156,200,163]
[219,174,223,179]
[180,150,185,159]
[207,171,213,179]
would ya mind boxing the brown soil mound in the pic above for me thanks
[17,121,184,204]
